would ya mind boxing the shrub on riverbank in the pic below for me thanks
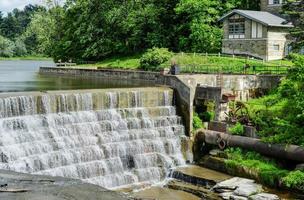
[139,48,173,71]
[244,54,304,146]
[228,122,244,135]
[193,112,204,130]
[224,148,304,191]
[283,171,304,191]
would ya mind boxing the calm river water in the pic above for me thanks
[0,60,150,93]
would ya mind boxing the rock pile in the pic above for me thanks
[212,177,280,200]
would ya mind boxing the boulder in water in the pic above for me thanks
[212,177,255,192]
[249,193,280,200]
[233,183,262,197]
[230,194,249,200]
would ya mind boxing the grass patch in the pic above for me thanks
[224,148,304,190]
[172,53,293,74]
[245,94,287,117]
[79,54,141,69]
[76,53,293,74]
[0,55,52,61]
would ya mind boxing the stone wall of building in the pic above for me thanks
[223,19,229,39]
[267,27,290,60]
[222,17,270,60]
[260,0,283,15]
[222,39,267,60]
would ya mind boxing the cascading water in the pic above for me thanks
[0,88,186,189]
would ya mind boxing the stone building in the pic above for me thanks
[219,0,293,61]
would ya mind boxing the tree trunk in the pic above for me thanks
[197,129,304,163]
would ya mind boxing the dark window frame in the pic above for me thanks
[228,15,245,39]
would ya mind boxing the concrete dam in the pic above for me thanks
[0,87,187,189]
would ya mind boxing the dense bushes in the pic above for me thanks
[193,112,204,130]
[283,171,304,191]
[244,54,304,146]
[225,148,304,190]
[228,122,244,135]
[24,0,260,60]
[0,36,27,57]
[0,5,45,57]
[139,48,173,71]
[0,36,15,57]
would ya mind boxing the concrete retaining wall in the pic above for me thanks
[177,74,282,101]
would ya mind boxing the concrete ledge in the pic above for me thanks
[0,169,127,200]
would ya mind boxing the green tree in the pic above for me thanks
[175,0,239,53]
[0,36,15,57]
[283,0,304,51]
[25,7,64,57]
[251,54,304,146]
[37,0,260,60]
[14,37,27,56]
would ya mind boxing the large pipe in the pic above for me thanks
[197,129,304,163]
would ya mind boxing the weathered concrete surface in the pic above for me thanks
[177,74,282,101]
[172,165,231,184]
[131,185,201,200]
[166,180,221,200]
[0,170,128,200]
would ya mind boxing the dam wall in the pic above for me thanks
[0,87,186,189]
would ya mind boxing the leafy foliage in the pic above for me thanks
[245,54,304,146]
[282,0,304,51]
[0,4,46,56]
[25,8,64,57]
[139,48,173,71]
[0,36,15,57]
[283,171,304,190]
[193,112,204,130]
[224,148,289,187]
[226,101,251,125]
[228,122,244,135]
[24,0,259,60]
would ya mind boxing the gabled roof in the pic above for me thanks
[219,9,293,28]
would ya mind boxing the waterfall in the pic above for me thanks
[0,88,186,189]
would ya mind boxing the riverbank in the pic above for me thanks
[0,56,52,61]
[77,53,293,74]
[129,165,296,199]
[194,144,304,197]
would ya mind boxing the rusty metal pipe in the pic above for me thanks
[198,129,304,163]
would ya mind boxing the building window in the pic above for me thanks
[228,14,245,39]
[269,0,283,5]
[273,44,280,51]
[251,21,263,39]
